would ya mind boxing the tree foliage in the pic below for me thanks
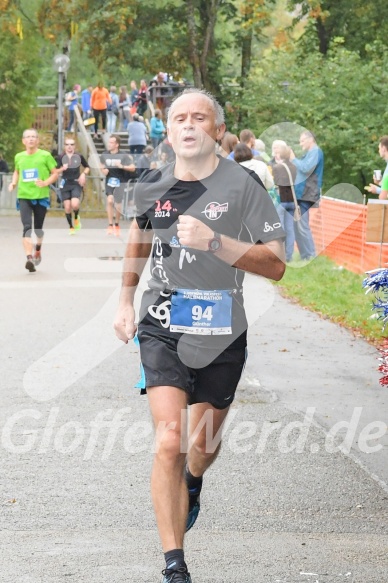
[0,1,42,160]
[2,0,388,200]
[34,0,275,97]
[287,0,388,55]
[239,40,388,195]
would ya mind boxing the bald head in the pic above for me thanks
[167,88,225,128]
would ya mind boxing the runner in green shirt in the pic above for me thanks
[8,129,58,272]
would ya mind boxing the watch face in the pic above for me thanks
[209,237,221,252]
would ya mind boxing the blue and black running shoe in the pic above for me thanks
[186,485,201,532]
[161,566,192,582]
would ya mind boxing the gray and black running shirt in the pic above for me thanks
[135,156,284,292]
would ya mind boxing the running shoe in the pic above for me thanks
[74,216,82,230]
[114,224,120,237]
[161,566,192,583]
[69,227,75,235]
[106,225,114,236]
[33,250,41,266]
[25,258,36,273]
[186,485,201,532]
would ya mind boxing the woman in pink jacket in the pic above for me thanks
[90,82,111,137]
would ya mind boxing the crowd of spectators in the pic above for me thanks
[219,128,324,263]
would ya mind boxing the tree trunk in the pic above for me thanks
[316,17,329,54]
[241,27,253,87]
[186,0,202,87]
[199,0,221,90]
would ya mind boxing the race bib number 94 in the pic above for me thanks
[170,289,232,335]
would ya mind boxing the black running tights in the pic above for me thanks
[19,199,47,238]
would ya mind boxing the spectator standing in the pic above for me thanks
[0,153,9,191]
[8,129,58,272]
[136,79,148,117]
[153,72,167,110]
[118,86,130,131]
[149,109,166,149]
[56,138,90,234]
[254,139,270,163]
[367,136,388,198]
[107,85,120,134]
[219,132,238,157]
[227,129,261,160]
[130,80,139,107]
[233,143,274,190]
[272,143,298,263]
[81,85,94,132]
[81,85,93,117]
[289,131,324,260]
[113,88,285,583]
[269,140,288,167]
[127,113,148,155]
[91,81,111,137]
[159,136,176,163]
[136,145,158,177]
[155,150,169,169]
[66,84,81,132]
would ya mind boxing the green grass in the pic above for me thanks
[275,255,386,344]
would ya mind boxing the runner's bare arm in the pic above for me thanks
[36,168,60,188]
[78,164,90,186]
[177,215,285,281]
[8,170,19,191]
[114,221,153,342]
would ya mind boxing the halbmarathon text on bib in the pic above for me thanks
[170,289,232,335]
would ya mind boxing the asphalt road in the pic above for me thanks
[0,216,387,583]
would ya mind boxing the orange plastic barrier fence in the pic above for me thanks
[309,197,388,274]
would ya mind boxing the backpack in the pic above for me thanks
[65,91,74,107]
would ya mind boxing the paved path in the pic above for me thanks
[0,217,387,583]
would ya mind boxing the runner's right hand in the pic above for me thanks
[113,304,137,343]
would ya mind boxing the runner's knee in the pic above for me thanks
[190,438,221,460]
[154,425,185,463]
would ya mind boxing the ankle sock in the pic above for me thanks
[185,465,203,491]
[164,549,186,572]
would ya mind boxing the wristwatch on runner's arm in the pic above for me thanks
[207,232,222,253]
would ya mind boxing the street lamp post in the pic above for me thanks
[53,54,70,154]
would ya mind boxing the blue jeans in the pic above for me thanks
[151,137,162,149]
[294,200,316,260]
[278,202,296,262]
[129,145,145,155]
[107,111,117,134]
[66,109,75,131]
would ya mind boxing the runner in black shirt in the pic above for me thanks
[114,89,285,583]
[100,135,136,236]
[57,139,89,234]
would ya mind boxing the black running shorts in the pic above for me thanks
[61,184,82,201]
[137,324,247,410]
[106,183,125,203]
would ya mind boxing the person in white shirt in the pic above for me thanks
[233,143,274,190]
